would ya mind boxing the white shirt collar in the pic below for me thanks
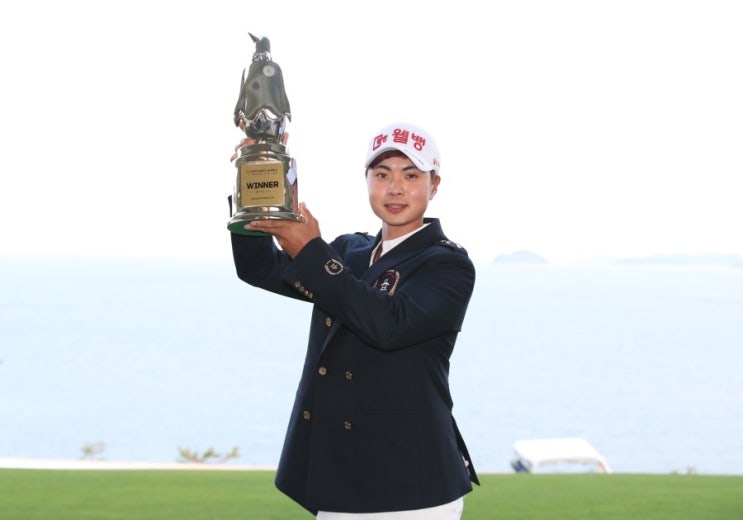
[370,222,430,265]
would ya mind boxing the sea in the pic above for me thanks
[1,255,742,475]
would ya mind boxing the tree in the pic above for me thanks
[80,442,106,460]
[177,446,240,464]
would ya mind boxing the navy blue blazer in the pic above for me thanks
[231,218,479,514]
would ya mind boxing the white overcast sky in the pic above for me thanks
[1,0,741,264]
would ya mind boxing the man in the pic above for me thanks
[231,122,478,518]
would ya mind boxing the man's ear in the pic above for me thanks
[430,174,441,199]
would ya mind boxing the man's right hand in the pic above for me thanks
[246,202,321,259]
[230,133,290,162]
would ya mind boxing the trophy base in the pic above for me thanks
[227,210,302,236]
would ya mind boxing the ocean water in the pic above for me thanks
[1,256,742,475]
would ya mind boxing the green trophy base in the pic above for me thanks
[227,211,302,236]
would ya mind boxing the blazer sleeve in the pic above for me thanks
[231,232,309,301]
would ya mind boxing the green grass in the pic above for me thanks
[0,470,741,519]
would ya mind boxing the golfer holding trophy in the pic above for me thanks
[228,34,300,235]
[227,34,477,520]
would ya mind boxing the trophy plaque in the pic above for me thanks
[228,34,300,236]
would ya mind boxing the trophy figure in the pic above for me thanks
[228,34,300,236]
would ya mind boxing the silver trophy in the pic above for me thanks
[228,34,300,236]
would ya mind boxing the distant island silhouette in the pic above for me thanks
[492,250,548,264]
[491,251,743,268]
[616,253,743,268]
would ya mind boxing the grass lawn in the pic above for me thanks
[0,470,741,519]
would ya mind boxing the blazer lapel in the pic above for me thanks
[364,219,444,280]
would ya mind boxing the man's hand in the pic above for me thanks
[230,137,255,162]
[246,202,320,258]
[230,133,289,162]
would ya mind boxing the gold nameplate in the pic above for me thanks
[238,161,286,207]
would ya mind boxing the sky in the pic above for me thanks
[1,0,741,264]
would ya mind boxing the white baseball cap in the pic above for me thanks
[364,122,441,174]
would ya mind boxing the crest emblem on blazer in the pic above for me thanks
[324,259,344,275]
[374,270,400,295]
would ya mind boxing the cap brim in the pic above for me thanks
[365,145,432,172]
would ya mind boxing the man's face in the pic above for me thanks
[366,154,440,240]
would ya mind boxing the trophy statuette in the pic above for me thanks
[228,34,300,236]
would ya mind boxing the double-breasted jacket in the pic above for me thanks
[231,218,479,514]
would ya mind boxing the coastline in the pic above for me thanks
[0,457,276,471]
